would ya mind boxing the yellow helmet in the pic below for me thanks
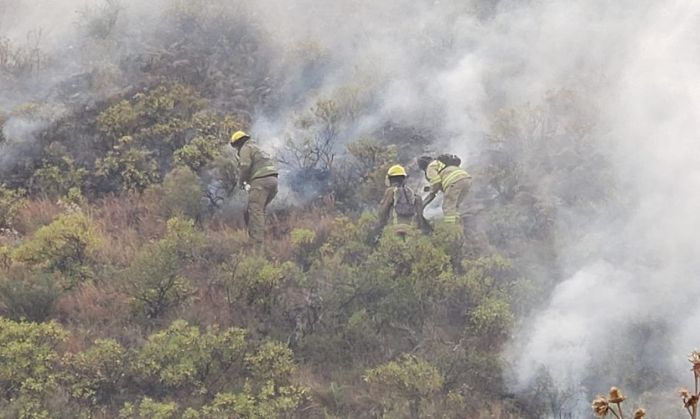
[230,130,250,145]
[387,164,407,177]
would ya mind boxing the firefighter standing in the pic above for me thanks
[230,131,278,245]
[418,155,471,225]
[376,165,427,239]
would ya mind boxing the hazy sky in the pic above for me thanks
[3,1,700,416]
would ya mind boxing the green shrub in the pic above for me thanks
[119,397,179,419]
[364,355,444,418]
[362,233,454,328]
[196,383,308,419]
[290,228,318,269]
[245,342,296,384]
[219,256,294,314]
[0,270,62,322]
[0,318,68,400]
[467,296,514,341]
[133,320,246,394]
[95,136,160,194]
[13,211,101,286]
[344,138,398,206]
[0,184,25,229]
[30,143,88,198]
[62,339,128,407]
[160,166,205,220]
[125,218,203,319]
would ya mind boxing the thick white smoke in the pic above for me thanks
[3,0,700,415]
[252,0,700,414]
[506,0,700,415]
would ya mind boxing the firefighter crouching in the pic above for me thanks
[418,155,471,226]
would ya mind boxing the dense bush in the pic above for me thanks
[124,217,203,319]
[12,211,101,287]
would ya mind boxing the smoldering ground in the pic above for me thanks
[2,0,700,417]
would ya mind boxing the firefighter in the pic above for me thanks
[418,155,471,225]
[230,130,278,245]
[375,164,427,240]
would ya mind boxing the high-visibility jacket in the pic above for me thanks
[426,160,470,193]
[237,140,278,184]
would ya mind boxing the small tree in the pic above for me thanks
[0,317,68,406]
[119,397,179,419]
[62,339,128,408]
[125,218,202,319]
[133,320,246,396]
[364,354,444,418]
[219,256,294,315]
[13,211,101,286]
[0,270,62,322]
[0,184,25,229]
[160,165,205,220]
[95,136,160,194]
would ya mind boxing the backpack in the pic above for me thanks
[393,186,416,218]
[437,153,462,168]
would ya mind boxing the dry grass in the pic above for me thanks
[13,198,64,235]
[53,283,131,343]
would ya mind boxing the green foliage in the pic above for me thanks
[0,270,62,322]
[13,211,100,286]
[290,228,318,268]
[92,85,214,194]
[430,222,466,269]
[0,8,586,417]
[31,143,88,198]
[197,383,308,419]
[173,111,238,172]
[134,320,246,394]
[290,228,315,247]
[125,218,203,319]
[319,215,374,264]
[119,397,179,419]
[0,318,68,399]
[174,137,220,173]
[160,165,204,220]
[0,184,25,229]
[468,296,514,338]
[220,256,293,314]
[96,100,139,145]
[62,339,128,407]
[364,355,444,418]
[96,135,160,194]
[97,85,206,146]
[344,138,398,206]
[363,233,454,327]
[245,342,296,384]
[458,255,518,301]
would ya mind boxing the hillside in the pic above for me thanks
[2,1,698,418]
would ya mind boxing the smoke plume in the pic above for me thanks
[2,0,700,416]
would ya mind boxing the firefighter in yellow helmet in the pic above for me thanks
[375,164,427,240]
[418,155,471,225]
[230,131,278,245]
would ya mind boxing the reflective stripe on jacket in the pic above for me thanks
[238,140,278,183]
[440,165,470,189]
[426,160,470,191]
